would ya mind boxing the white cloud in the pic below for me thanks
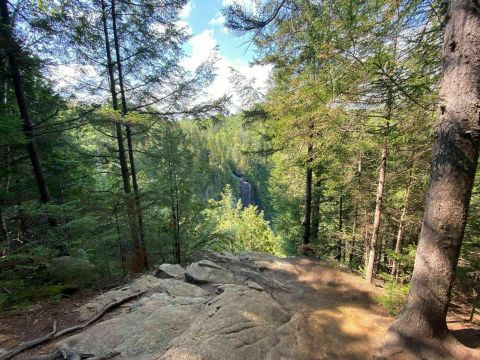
[179,1,194,19]
[209,12,229,34]
[209,12,225,26]
[46,64,105,102]
[175,20,193,35]
[182,29,272,112]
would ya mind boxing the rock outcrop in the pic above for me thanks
[55,251,300,360]
[50,251,397,360]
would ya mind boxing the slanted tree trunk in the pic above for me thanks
[383,1,480,357]
[110,0,147,271]
[1,0,51,205]
[302,143,313,248]
[366,142,387,283]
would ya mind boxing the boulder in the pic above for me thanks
[185,260,238,285]
[154,263,185,279]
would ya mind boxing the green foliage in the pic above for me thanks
[202,186,283,256]
[378,279,411,315]
[0,245,79,311]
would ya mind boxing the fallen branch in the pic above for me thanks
[0,290,147,360]
[30,350,119,360]
[30,349,94,360]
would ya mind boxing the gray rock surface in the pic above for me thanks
[76,275,165,321]
[184,260,237,284]
[154,264,185,279]
[55,252,309,360]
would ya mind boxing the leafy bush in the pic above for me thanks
[202,186,283,256]
[378,275,410,315]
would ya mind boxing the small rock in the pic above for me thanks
[155,264,185,279]
[185,261,236,285]
[198,259,224,270]
[245,281,264,291]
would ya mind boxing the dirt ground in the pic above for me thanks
[266,258,480,359]
[1,258,479,359]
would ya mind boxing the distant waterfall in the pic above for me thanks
[232,171,271,223]
[232,171,253,207]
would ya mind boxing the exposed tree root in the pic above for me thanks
[31,350,119,360]
[380,327,479,360]
[0,290,146,360]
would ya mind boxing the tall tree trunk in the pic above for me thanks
[310,174,322,244]
[349,208,358,267]
[336,194,343,261]
[110,0,147,270]
[302,143,313,248]
[125,125,148,269]
[391,172,413,278]
[384,1,480,356]
[1,0,52,205]
[366,142,387,283]
[101,0,143,273]
[363,210,370,270]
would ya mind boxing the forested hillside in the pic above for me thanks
[1,0,480,359]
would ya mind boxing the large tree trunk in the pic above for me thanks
[110,0,147,271]
[383,1,480,358]
[125,124,148,269]
[101,0,143,273]
[366,143,387,283]
[1,0,52,205]
[302,143,313,247]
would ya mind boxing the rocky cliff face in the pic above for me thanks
[52,251,393,360]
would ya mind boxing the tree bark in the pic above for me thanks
[336,194,343,261]
[310,174,322,244]
[302,143,313,247]
[384,0,480,355]
[366,142,387,283]
[0,0,52,205]
[125,124,148,269]
[101,0,143,273]
[391,172,413,278]
[363,210,369,270]
[110,0,147,271]
[349,208,357,267]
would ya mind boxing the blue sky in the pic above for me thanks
[179,0,272,111]
[182,0,255,63]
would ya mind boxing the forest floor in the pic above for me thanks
[1,255,479,359]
